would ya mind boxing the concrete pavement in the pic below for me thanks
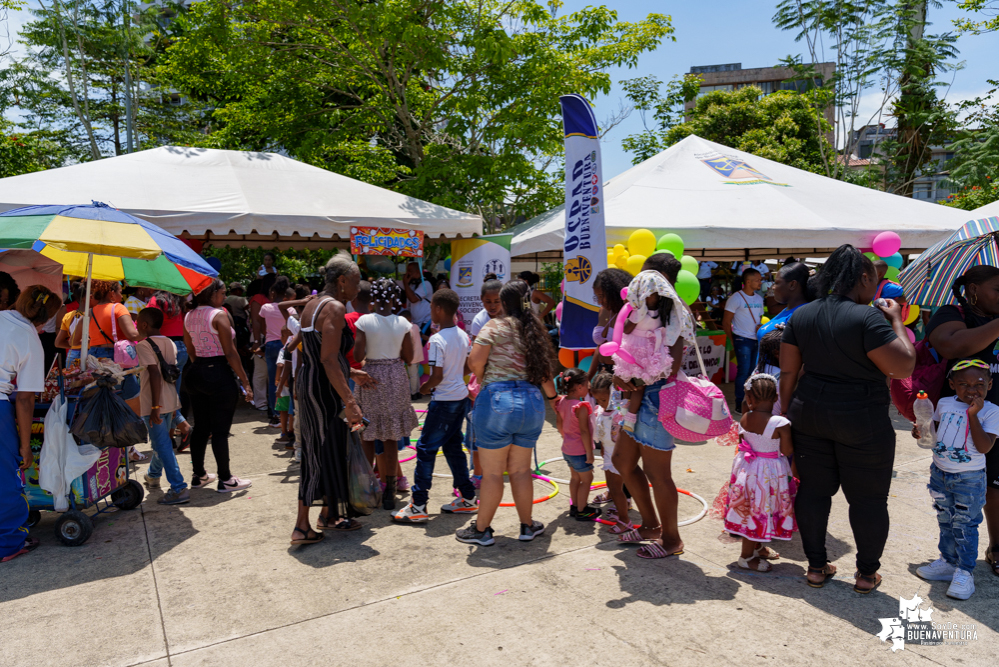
[1,396,995,667]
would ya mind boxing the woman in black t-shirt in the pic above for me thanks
[779,245,916,592]
[927,265,999,577]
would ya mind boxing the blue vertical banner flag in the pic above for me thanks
[559,94,607,350]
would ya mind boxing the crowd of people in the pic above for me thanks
[1,247,998,603]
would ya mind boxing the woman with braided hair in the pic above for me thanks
[927,265,999,578]
[352,278,418,509]
[779,244,915,592]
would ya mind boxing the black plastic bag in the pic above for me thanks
[347,430,381,515]
[70,374,148,449]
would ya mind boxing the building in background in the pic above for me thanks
[844,123,956,202]
[685,62,837,135]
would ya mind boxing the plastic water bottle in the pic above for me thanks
[913,391,936,448]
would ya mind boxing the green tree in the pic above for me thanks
[620,73,702,163]
[0,118,74,177]
[621,82,834,173]
[774,0,960,195]
[942,182,999,211]
[954,0,999,34]
[158,0,673,229]
[3,0,208,161]
[945,82,999,193]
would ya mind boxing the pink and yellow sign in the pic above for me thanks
[349,227,424,257]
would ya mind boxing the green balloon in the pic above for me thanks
[675,269,700,305]
[657,233,684,259]
[652,249,674,257]
[885,266,900,281]
[680,255,699,275]
[863,251,879,262]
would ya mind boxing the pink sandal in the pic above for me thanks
[1,537,40,563]
[608,522,634,535]
[636,542,684,559]
[618,527,657,543]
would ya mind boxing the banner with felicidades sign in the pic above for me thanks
[559,94,607,349]
[349,227,424,257]
[680,332,727,384]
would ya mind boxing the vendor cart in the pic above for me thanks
[21,378,144,547]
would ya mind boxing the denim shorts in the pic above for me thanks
[472,380,544,450]
[374,437,410,455]
[563,452,593,473]
[632,378,676,452]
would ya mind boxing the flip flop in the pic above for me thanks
[318,517,362,532]
[591,492,611,505]
[853,571,882,594]
[2,537,40,563]
[636,542,684,559]
[129,449,149,463]
[290,527,324,545]
[986,548,999,577]
[608,522,635,535]
[806,564,836,588]
[617,528,650,543]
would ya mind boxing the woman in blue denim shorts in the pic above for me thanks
[457,281,558,546]
[610,254,695,559]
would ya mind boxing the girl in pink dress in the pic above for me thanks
[722,373,797,572]
[612,270,689,433]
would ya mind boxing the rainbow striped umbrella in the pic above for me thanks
[0,202,216,294]
[899,216,999,306]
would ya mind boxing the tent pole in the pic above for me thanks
[80,253,93,368]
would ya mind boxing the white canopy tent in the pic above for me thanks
[511,135,969,260]
[971,199,999,219]
[0,147,481,248]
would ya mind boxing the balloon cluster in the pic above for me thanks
[605,230,699,305]
[862,231,903,282]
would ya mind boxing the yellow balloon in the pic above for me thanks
[612,244,627,259]
[607,252,615,267]
[615,254,629,270]
[628,229,657,259]
[626,254,647,275]
[761,317,770,325]
[903,304,920,326]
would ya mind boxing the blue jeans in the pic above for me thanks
[174,339,188,425]
[67,349,80,367]
[472,381,544,449]
[412,398,474,506]
[143,412,188,494]
[732,334,758,407]
[265,340,282,418]
[632,378,676,451]
[929,463,986,572]
[563,452,593,473]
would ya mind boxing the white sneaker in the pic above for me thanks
[143,472,161,488]
[441,496,478,514]
[217,476,252,493]
[392,502,429,523]
[946,569,974,600]
[916,557,956,582]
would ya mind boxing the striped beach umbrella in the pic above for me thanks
[899,216,999,306]
[0,202,216,294]
[0,202,218,363]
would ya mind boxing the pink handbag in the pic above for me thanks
[110,307,139,369]
[657,343,734,442]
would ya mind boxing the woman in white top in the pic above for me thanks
[0,285,60,562]
[353,278,417,508]
[518,271,555,319]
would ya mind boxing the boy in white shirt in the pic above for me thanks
[913,359,998,600]
[393,289,477,523]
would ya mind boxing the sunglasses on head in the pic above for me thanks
[949,359,990,376]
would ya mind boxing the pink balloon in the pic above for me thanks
[906,327,916,344]
[598,301,636,365]
[872,231,901,258]
[555,301,563,321]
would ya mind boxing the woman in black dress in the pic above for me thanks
[779,245,915,592]
[291,255,368,544]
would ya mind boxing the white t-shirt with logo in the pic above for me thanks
[724,291,765,339]
[427,326,470,401]
[696,261,718,279]
[932,396,999,473]
[470,308,492,337]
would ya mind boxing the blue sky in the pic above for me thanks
[561,0,996,178]
[3,1,993,178]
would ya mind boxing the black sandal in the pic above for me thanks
[853,571,882,594]
[317,517,362,532]
[986,548,999,577]
[806,563,836,588]
[290,527,324,545]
